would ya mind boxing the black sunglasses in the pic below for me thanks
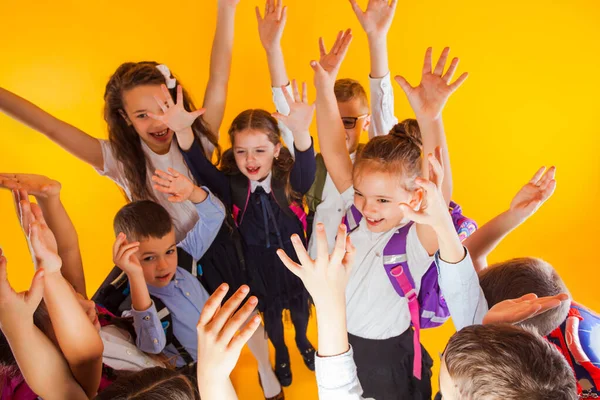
[341,114,368,129]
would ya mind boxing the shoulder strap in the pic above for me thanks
[176,247,197,277]
[151,295,195,367]
[305,153,328,213]
[271,177,307,234]
[229,173,251,226]
[343,205,363,233]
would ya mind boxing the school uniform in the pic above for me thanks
[127,189,225,367]
[181,137,317,368]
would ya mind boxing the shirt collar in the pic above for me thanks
[250,172,272,193]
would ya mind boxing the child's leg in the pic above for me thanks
[246,313,282,397]
[289,297,313,351]
[263,306,292,386]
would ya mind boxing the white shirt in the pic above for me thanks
[250,172,272,193]
[316,347,371,400]
[96,137,199,242]
[272,74,399,257]
[340,187,434,340]
[100,325,163,372]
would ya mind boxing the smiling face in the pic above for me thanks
[121,84,173,155]
[233,128,281,181]
[135,228,178,288]
[353,164,422,233]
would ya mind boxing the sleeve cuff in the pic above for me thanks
[315,346,358,389]
[194,186,225,216]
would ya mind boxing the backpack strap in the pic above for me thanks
[271,177,307,235]
[382,223,422,380]
[230,173,251,226]
[151,296,195,367]
[305,153,328,213]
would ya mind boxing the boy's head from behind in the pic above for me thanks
[440,324,577,400]
[113,200,178,288]
[478,257,570,336]
[334,79,370,154]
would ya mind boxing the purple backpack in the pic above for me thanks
[343,201,477,379]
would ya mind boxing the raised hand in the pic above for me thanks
[349,0,398,37]
[395,47,468,120]
[13,191,62,273]
[509,166,556,222]
[277,223,355,305]
[0,248,45,330]
[311,29,353,90]
[112,233,142,277]
[256,0,288,52]
[152,168,194,203]
[399,147,450,230]
[147,85,205,133]
[196,284,261,383]
[272,80,315,135]
[0,173,61,198]
[483,292,570,326]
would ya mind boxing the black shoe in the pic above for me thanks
[300,347,316,371]
[275,362,292,387]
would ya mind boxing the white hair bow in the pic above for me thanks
[155,64,177,89]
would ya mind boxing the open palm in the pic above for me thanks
[152,168,194,203]
[350,0,398,37]
[148,85,205,133]
[395,47,468,120]
[0,173,61,198]
[256,0,287,51]
[483,293,569,325]
[510,166,556,221]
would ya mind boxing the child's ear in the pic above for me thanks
[408,187,424,210]
[363,114,372,132]
[274,143,282,159]
[119,110,133,126]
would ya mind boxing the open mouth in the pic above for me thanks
[365,217,384,227]
[246,166,260,175]
[155,271,172,282]
[149,128,171,142]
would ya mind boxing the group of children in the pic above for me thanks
[0,0,598,399]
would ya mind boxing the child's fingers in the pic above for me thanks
[167,195,184,203]
[394,75,414,97]
[25,268,45,307]
[176,85,183,105]
[292,79,301,103]
[190,108,206,120]
[415,177,437,195]
[516,293,539,302]
[540,180,556,200]
[276,249,303,277]
[161,84,175,107]
[219,296,259,342]
[338,29,353,59]
[330,224,348,266]
[167,168,181,178]
[255,5,263,21]
[331,30,344,55]
[529,166,546,185]
[198,284,230,327]
[228,314,261,353]
[281,85,294,106]
[428,151,444,187]
[153,95,169,113]
[539,166,556,187]
[433,47,450,76]
[0,253,9,291]
[422,47,433,76]
[342,236,356,272]
[280,5,288,24]
[315,223,330,262]
[349,0,362,16]
[115,242,140,262]
[155,169,174,181]
[399,204,423,224]
[302,81,308,104]
[19,199,34,232]
[448,72,469,93]
[318,37,327,57]
[290,234,312,267]
[442,57,459,84]
[118,244,141,264]
[30,203,46,227]
[112,233,127,258]
[208,285,250,333]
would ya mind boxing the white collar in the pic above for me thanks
[250,172,272,193]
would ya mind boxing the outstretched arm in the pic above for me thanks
[464,166,556,272]
[312,30,355,194]
[0,252,88,400]
[1,175,87,298]
[0,87,103,169]
[202,0,240,137]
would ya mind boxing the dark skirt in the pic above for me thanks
[348,330,433,400]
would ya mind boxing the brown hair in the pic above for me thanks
[334,79,369,110]
[104,61,220,202]
[444,324,577,400]
[220,109,299,202]
[94,367,198,400]
[354,119,423,190]
[113,200,173,242]
[478,258,570,336]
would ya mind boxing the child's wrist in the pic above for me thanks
[189,186,208,204]
[265,46,283,57]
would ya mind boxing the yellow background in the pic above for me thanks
[1,0,599,398]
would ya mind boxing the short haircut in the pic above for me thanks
[334,78,369,109]
[445,324,577,400]
[478,257,570,336]
[113,200,173,242]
